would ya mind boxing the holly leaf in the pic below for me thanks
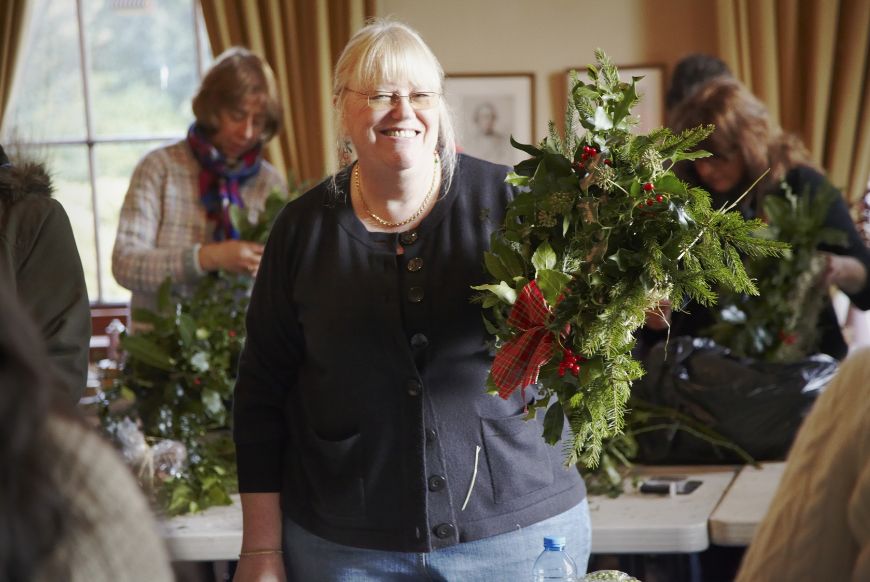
[543,401,566,445]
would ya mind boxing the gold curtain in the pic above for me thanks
[199,0,374,184]
[0,0,32,129]
[716,0,870,205]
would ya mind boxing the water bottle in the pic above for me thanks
[532,535,577,581]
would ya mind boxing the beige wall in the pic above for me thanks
[376,0,719,141]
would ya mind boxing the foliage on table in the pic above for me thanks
[707,184,846,362]
[100,188,294,515]
[473,50,788,468]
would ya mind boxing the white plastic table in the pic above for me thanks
[589,466,738,554]
[161,494,243,561]
[708,461,786,546]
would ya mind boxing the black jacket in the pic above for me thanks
[0,150,91,401]
[233,155,585,552]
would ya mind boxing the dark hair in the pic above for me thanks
[668,77,814,200]
[666,53,731,111]
[191,46,282,142]
[0,281,73,580]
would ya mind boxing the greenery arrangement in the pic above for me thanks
[100,188,293,515]
[707,183,846,362]
[473,50,788,468]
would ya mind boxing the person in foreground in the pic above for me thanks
[0,144,90,402]
[735,346,870,581]
[112,46,286,316]
[648,77,870,358]
[232,19,589,582]
[0,280,173,582]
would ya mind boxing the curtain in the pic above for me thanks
[0,0,32,129]
[716,0,870,205]
[199,0,374,184]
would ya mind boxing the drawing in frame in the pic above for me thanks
[444,73,535,167]
[566,64,665,134]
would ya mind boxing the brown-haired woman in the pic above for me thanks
[113,47,286,316]
[661,76,870,359]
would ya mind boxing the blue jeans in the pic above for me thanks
[282,499,591,581]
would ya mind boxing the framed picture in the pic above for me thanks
[566,64,665,134]
[444,73,535,167]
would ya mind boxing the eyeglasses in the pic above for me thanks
[345,88,441,111]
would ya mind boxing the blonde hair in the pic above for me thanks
[332,18,457,192]
[192,47,281,143]
[669,77,814,199]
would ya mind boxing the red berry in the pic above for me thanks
[228,330,237,337]
[646,198,654,206]
[655,195,664,203]
[643,182,654,191]
[604,159,612,165]
[558,367,567,377]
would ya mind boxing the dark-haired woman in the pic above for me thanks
[113,46,286,316]
[0,279,172,581]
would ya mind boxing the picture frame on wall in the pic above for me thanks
[443,73,535,167]
[566,64,665,134]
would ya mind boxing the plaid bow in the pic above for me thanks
[491,280,556,400]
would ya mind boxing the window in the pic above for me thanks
[1,0,211,304]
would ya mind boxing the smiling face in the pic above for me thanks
[333,21,457,178]
[210,93,267,161]
[342,84,440,172]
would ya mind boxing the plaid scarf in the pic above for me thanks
[187,124,262,241]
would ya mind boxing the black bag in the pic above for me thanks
[633,336,837,463]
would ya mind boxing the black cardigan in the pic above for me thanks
[640,165,870,359]
[233,154,585,553]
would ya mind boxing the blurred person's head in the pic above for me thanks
[332,18,456,186]
[0,280,72,581]
[666,53,732,112]
[668,77,812,200]
[192,47,281,159]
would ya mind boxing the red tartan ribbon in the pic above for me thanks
[491,280,555,399]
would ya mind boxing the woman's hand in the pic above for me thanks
[233,554,286,582]
[645,300,672,331]
[199,241,265,276]
[822,252,868,295]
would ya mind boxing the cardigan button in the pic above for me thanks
[410,333,428,349]
[434,523,455,539]
[428,475,446,491]
[407,257,424,272]
[408,286,424,303]
[426,429,437,443]
[406,379,422,396]
[400,230,419,245]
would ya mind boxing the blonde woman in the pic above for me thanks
[232,20,590,582]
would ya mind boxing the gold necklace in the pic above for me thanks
[354,153,440,228]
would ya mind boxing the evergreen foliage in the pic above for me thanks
[474,51,788,467]
[99,187,296,514]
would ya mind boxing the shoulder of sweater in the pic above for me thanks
[783,165,831,192]
[455,153,512,186]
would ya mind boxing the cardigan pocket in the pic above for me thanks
[481,413,553,503]
[302,428,367,519]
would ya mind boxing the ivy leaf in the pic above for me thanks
[536,269,572,306]
[532,241,558,272]
[471,282,517,305]
[201,389,223,417]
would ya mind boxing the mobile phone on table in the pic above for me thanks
[639,475,702,495]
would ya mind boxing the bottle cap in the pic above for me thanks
[543,535,566,549]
